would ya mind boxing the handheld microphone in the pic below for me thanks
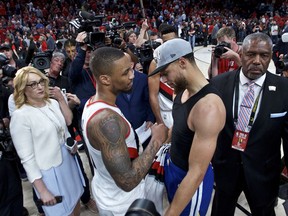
[65,137,77,151]
[36,196,63,206]
[79,11,96,20]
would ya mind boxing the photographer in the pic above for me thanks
[0,72,27,215]
[272,32,288,75]
[69,32,96,122]
[0,43,26,71]
[276,54,288,78]
[68,31,96,179]
[208,27,242,78]
[46,51,70,91]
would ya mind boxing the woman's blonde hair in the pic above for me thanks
[13,66,50,109]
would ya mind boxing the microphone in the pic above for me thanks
[79,11,96,20]
[65,137,77,152]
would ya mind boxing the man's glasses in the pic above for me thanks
[26,78,45,89]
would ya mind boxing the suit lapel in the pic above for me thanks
[250,72,275,132]
[226,71,239,130]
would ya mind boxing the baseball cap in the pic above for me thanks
[148,38,193,77]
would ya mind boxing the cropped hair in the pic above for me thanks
[158,23,177,36]
[52,51,65,60]
[242,32,273,51]
[89,47,125,78]
[216,27,236,39]
[13,66,50,109]
[183,52,196,64]
[64,38,76,49]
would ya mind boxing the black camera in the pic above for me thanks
[0,120,17,160]
[214,41,231,58]
[125,199,160,216]
[32,51,52,71]
[85,32,106,46]
[123,22,137,30]
[276,55,288,71]
[138,40,162,63]
[69,11,105,46]
[0,53,17,79]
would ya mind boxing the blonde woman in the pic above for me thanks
[10,66,83,216]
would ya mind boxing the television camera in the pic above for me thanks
[135,40,161,74]
[69,11,106,46]
[0,53,17,85]
[31,50,53,72]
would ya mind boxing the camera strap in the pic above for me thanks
[84,68,96,88]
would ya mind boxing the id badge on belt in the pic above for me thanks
[232,129,249,151]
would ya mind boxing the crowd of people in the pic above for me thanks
[1,0,288,216]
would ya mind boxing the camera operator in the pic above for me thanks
[45,51,70,91]
[68,31,96,178]
[111,36,140,69]
[272,32,288,75]
[276,54,288,78]
[69,32,96,122]
[0,43,26,70]
[0,67,28,215]
[62,38,77,77]
[208,27,242,78]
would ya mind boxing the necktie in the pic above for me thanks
[237,82,255,131]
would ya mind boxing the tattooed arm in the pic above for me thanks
[87,109,168,192]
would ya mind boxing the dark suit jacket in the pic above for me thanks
[210,69,288,206]
[116,71,155,130]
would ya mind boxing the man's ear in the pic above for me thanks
[178,57,186,69]
[99,74,111,86]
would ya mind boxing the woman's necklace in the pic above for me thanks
[32,102,65,144]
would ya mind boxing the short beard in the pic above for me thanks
[173,76,188,95]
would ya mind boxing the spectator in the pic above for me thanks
[269,20,279,44]
[38,35,47,52]
[46,31,56,51]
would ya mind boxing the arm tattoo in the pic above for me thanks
[89,110,159,191]
[99,114,121,144]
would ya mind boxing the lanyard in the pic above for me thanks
[233,77,263,129]
[84,68,96,89]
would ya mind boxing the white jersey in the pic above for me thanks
[82,99,145,216]
[158,78,174,128]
